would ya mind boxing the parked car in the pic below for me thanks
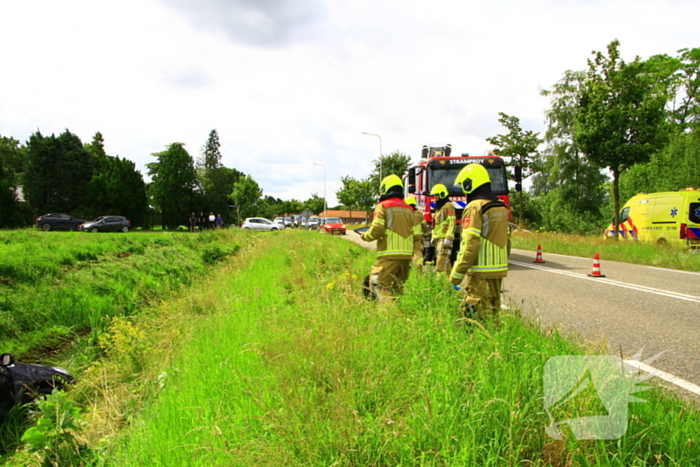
[241,217,284,232]
[305,216,321,230]
[320,217,346,235]
[78,216,132,233]
[35,213,87,231]
[273,217,286,227]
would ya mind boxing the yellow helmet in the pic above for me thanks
[405,196,417,207]
[430,183,449,199]
[455,163,490,194]
[380,174,403,195]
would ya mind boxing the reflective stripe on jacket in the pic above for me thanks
[433,202,455,240]
[450,199,509,282]
[365,198,414,259]
[412,210,428,240]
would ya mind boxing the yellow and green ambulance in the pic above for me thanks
[605,188,700,249]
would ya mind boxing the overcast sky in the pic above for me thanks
[1,0,698,206]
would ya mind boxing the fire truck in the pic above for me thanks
[404,144,519,263]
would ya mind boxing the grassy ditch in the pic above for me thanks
[57,230,700,466]
[0,229,242,358]
[0,229,249,461]
[511,231,700,272]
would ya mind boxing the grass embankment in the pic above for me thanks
[67,230,700,466]
[0,229,245,460]
[0,229,241,358]
[511,231,700,272]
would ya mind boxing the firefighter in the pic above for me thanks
[449,163,509,323]
[430,183,455,273]
[405,196,429,265]
[361,175,414,302]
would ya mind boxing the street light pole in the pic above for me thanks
[361,132,382,188]
[312,162,327,217]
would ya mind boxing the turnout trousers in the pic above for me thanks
[412,239,424,265]
[369,257,412,302]
[462,275,503,323]
[435,238,452,273]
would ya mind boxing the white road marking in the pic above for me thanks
[509,259,700,396]
[645,266,700,276]
[624,360,700,397]
[509,260,700,304]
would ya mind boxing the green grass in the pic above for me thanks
[511,231,700,272]
[0,229,242,358]
[76,231,700,466]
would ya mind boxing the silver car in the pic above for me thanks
[241,217,284,232]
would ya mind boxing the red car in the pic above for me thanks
[320,217,346,235]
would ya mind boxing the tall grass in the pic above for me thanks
[96,231,700,466]
[511,231,700,272]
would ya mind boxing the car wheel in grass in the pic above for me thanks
[42,224,51,231]
[122,226,130,233]
[91,227,99,233]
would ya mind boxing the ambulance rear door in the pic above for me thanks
[684,191,700,248]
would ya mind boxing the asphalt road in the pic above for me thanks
[506,248,700,398]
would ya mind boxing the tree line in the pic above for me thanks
[0,129,326,229]
[336,41,700,235]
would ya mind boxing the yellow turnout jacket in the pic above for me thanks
[364,198,414,259]
[450,199,509,283]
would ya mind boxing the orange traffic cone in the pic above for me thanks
[533,245,545,263]
[587,253,606,277]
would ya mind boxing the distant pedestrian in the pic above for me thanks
[198,212,206,231]
[189,212,197,232]
[216,214,223,228]
[209,212,215,229]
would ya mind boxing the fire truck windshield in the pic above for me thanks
[428,163,509,196]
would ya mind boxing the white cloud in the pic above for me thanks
[1,0,699,208]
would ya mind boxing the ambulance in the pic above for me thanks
[605,188,700,249]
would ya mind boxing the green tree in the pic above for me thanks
[86,155,148,226]
[645,48,700,133]
[147,143,199,229]
[23,130,94,214]
[304,193,325,214]
[486,112,543,227]
[336,176,376,214]
[367,150,412,197]
[84,131,109,165]
[197,130,244,221]
[0,135,26,185]
[537,70,609,232]
[258,195,283,220]
[0,159,21,227]
[82,132,148,225]
[574,40,668,236]
[230,174,263,221]
[619,132,700,201]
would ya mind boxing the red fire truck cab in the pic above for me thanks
[404,145,516,263]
